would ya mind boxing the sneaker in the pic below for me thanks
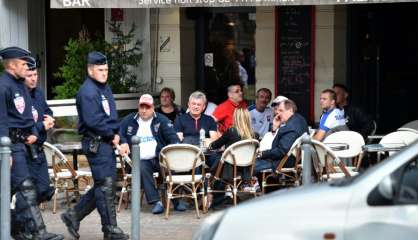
[225,186,232,198]
[173,200,187,212]
[151,201,164,214]
[242,183,253,192]
[253,179,261,192]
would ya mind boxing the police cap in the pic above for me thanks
[22,56,37,70]
[87,51,108,65]
[0,46,31,60]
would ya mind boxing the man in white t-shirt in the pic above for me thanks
[248,88,273,138]
[119,94,181,214]
[313,89,347,141]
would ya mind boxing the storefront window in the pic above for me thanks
[204,7,256,104]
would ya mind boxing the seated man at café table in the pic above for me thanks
[248,88,273,138]
[313,89,348,141]
[212,83,247,134]
[254,99,308,174]
[175,91,218,164]
[118,94,186,214]
[333,83,374,140]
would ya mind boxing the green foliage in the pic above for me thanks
[0,63,4,73]
[53,22,143,99]
[106,21,143,93]
[53,28,107,99]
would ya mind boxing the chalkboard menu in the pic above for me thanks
[277,6,314,122]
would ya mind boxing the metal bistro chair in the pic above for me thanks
[260,136,303,194]
[43,142,92,213]
[159,144,206,219]
[116,153,160,212]
[378,130,418,158]
[309,139,353,181]
[323,131,365,171]
[212,139,259,206]
[397,127,418,135]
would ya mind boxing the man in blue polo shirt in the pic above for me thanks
[174,91,218,147]
[313,89,347,141]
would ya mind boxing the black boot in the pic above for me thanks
[11,209,33,240]
[19,179,64,240]
[100,177,129,240]
[61,192,96,239]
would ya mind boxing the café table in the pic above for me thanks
[324,142,349,151]
[362,142,407,162]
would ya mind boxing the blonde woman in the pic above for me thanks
[209,108,256,150]
[207,108,258,207]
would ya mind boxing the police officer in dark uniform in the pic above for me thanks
[61,51,129,240]
[0,47,63,240]
[23,56,55,203]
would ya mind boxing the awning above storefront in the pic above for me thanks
[51,0,418,8]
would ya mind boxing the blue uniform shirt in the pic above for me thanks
[0,72,37,136]
[0,85,8,136]
[174,113,217,145]
[29,88,53,144]
[76,76,119,137]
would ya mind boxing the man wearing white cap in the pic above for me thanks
[119,94,182,214]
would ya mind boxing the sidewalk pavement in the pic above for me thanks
[43,204,207,240]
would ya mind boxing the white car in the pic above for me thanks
[193,140,418,240]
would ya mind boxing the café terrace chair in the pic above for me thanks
[400,120,418,131]
[323,131,365,171]
[260,135,303,194]
[397,127,418,135]
[378,130,418,158]
[212,139,259,206]
[116,153,160,212]
[309,139,353,181]
[159,144,206,219]
[43,142,92,213]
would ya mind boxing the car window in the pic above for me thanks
[398,157,418,203]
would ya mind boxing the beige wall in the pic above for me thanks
[315,5,347,121]
[153,8,183,106]
[255,7,276,100]
[179,8,196,107]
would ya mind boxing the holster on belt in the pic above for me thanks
[86,132,102,154]
[9,128,39,161]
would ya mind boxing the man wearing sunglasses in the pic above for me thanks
[212,84,247,134]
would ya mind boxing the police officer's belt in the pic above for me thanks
[9,128,32,144]
[84,132,114,143]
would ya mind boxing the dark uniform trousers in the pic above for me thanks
[73,138,117,226]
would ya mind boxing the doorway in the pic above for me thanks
[348,3,418,133]
[45,3,104,99]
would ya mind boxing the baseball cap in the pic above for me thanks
[271,95,288,107]
[139,94,154,107]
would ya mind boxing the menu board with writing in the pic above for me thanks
[277,6,314,122]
